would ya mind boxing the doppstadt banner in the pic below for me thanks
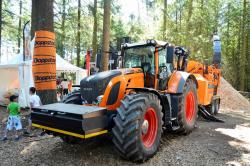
[32,31,56,90]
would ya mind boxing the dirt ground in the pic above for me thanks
[0,79,250,166]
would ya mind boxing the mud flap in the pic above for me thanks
[198,105,224,123]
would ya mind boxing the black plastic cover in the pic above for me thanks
[107,82,120,105]
[80,70,122,103]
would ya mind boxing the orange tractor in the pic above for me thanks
[31,39,221,162]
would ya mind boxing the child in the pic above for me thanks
[24,87,42,135]
[2,95,22,141]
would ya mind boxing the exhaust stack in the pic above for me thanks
[212,32,221,68]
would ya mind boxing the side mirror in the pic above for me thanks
[117,56,122,69]
[166,46,174,63]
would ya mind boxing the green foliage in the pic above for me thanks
[154,0,249,91]
[2,0,30,51]
[1,0,249,91]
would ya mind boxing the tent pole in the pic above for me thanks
[23,21,30,62]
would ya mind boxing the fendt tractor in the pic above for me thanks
[31,39,221,162]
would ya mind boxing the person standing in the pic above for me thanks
[68,79,73,93]
[2,95,22,141]
[61,78,69,95]
[24,87,42,135]
[57,76,63,101]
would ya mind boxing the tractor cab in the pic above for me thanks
[120,39,175,90]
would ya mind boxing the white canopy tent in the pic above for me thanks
[56,55,87,84]
[0,61,34,107]
[0,54,87,107]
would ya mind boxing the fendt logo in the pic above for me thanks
[83,88,93,91]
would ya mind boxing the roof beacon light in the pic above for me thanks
[150,39,156,45]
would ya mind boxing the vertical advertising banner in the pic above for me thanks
[213,34,221,65]
[24,22,31,61]
[32,31,56,91]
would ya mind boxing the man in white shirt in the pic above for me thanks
[61,79,69,95]
[24,87,42,135]
[30,89,42,108]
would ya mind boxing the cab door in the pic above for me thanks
[157,47,173,90]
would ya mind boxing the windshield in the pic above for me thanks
[123,46,155,73]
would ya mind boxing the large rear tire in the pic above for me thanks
[112,93,163,162]
[176,79,198,134]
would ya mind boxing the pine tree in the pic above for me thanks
[31,0,56,104]
[101,0,111,71]
[91,0,98,62]
[76,0,81,67]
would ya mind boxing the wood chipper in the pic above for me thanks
[31,39,221,162]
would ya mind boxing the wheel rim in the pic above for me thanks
[185,91,195,124]
[141,107,158,148]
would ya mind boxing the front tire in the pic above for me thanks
[60,91,83,144]
[62,90,82,104]
[176,79,198,134]
[112,93,163,162]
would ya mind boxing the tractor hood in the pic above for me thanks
[80,68,143,104]
[80,70,122,104]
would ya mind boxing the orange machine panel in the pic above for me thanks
[99,69,144,110]
[167,71,182,93]
[193,74,213,106]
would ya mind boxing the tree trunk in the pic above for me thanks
[101,0,111,71]
[179,1,182,43]
[31,0,54,38]
[31,0,56,104]
[179,3,182,32]
[239,0,247,91]
[76,0,81,67]
[247,14,250,91]
[226,3,230,58]
[186,0,193,29]
[236,22,242,90]
[137,0,141,22]
[17,0,22,54]
[247,3,250,91]
[185,0,193,45]
[91,0,98,62]
[175,1,178,33]
[198,0,203,35]
[162,0,167,40]
[0,0,2,62]
[60,0,66,58]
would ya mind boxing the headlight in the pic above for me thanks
[93,95,103,105]
[146,39,156,45]
[122,43,128,48]
[150,39,156,45]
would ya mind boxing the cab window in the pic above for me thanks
[158,48,173,77]
[124,46,155,74]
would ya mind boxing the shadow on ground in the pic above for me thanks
[0,107,249,166]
